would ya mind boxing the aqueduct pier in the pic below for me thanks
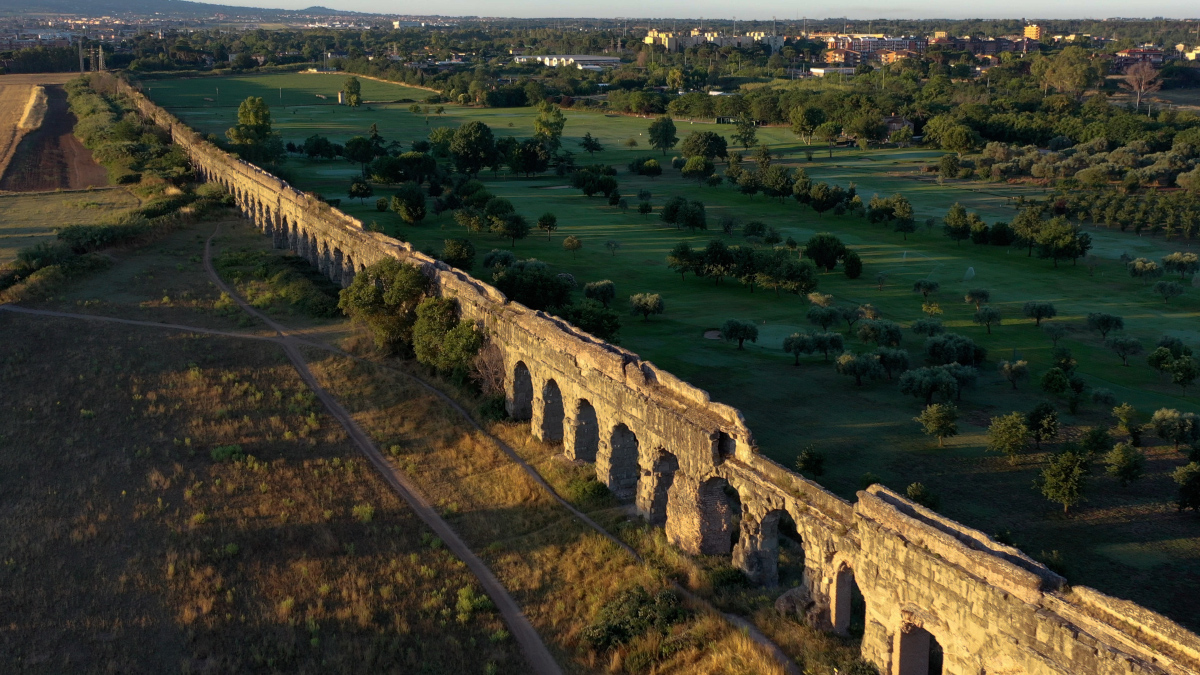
[121,78,1200,675]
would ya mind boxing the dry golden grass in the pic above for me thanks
[0,82,34,179]
[0,316,523,674]
[0,189,140,265]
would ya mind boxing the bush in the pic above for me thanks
[479,395,508,421]
[211,444,245,462]
[564,474,614,509]
[581,587,688,650]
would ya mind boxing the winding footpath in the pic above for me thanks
[0,224,803,675]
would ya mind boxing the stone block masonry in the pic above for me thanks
[118,76,1200,675]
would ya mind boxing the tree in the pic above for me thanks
[1163,252,1200,280]
[874,348,911,380]
[492,260,572,310]
[344,136,375,177]
[579,132,603,157]
[814,122,840,158]
[858,319,903,348]
[998,360,1030,390]
[804,234,846,272]
[837,351,884,386]
[441,238,476,270]
[810,332,844,361]
[450,121,496,176]
[1171,356,1199,393]
[225,96,284,163]
[1087,313,1124,338]
[391,182,427,225]
[1154,280,1185,303]
[1043,323,1068,347]
[911,318,945,338]
[899,367,958,405]
[925,333,985,366]
[843,251,863,279]
[912,279,940,300]
[680,131,728,160]
[681,156,715,183]
[348,178,373,204]
[1023,301,1058,327]
[648,116,678,155]
[732,113,758,148]
[794,446,825,477]
[964,289,991,310]
[1175,463,1200,512]
[1127,258,1163,285]
[491,213,530,246]
[783,333,814,365]
[1040,450,1088,515]
[789,106,824,144]
[721,319,759,349]
[915,403,959,447]
[666,242,696,280]
[906,482,940,509]
[563,235,582,258]
[974,307,1002,334]
[534,101,566,151]
[583,280,616,308]
[303,134,334,160]
[988,413,1030,464]
[1027,403,1060,448]
[1108,336,1143,366]
[1119,61,1162,112]
[1103,443,1145,488]
[1150,408,1200,450]
[942,203,970,245]
[342,76,362,107]
[1012,208,1045,257]
[412,297,483,375]
[805,305,837,331]
[630,293,664,320]
[605,240,622,256]
[558,299,620,342]
[338,259,429,353]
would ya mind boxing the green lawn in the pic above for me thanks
[0,188,139,265]
[149,74,1200,629]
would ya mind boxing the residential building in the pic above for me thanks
[1024,25,1043,40]
[810,67,856,77]
[1113,48,1164,70]
[514,54,621,69]
[824,48,861,66]
[825,34,927,54]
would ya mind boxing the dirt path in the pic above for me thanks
[0,85,107,192]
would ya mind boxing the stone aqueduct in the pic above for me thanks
[120,79,1200,675]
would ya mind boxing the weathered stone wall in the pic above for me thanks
[120,77,1200,675]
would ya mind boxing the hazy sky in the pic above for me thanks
[250,0,1200,20]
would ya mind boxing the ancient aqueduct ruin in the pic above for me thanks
[121,78,1200,675]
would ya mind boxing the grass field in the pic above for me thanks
[146,74,1200,629]
[0,82,35,179]
[0,188,140,264]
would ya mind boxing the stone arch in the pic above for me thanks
[533,378,565,443]
[694,476,740,555]
[263,204,274,236]
[830,558,865,637]
[508,361,534,420]
[598,423,639,500]
[341,253,356,287]
[331,247,345,286]
[275,215,288,249]
[318,240,332,278]
[733,507,804,586]
[895,623,944,675]
[637,448,677,526]
[565,398,599,462]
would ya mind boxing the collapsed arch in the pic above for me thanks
[694,476,740,556]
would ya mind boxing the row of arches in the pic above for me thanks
[195,161,365,289]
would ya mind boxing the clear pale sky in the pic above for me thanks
[245,0,1199,20]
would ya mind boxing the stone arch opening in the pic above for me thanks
[715,430,736,462]
[567,399,599,462]
[733,507,801,586]
[509,362,534,420]
[896,624,944,675]
[640,449,678,526]
[831,563,866,638]
[536,379,565,443]
[599,423,639,501]
[694,477,740,556]
[777,511,805,587]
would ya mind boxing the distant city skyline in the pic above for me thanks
[219,0,1200,21]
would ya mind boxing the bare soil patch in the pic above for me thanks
[0,85,107,192]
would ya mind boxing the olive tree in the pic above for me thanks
[721,319,759,349]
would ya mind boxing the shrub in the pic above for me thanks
[210,444,245,462]
[581,587,688,650]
